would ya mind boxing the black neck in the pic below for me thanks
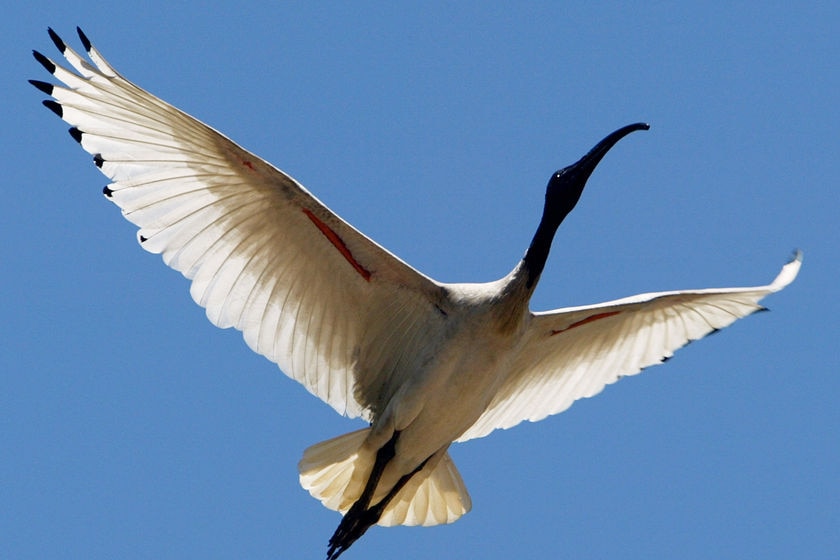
[518,122,649,291]
[522,206,565,289]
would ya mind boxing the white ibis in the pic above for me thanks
[32,28,801,560]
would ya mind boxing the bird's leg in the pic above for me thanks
[326,431,399,559]
[326,433,431,560]
[360,454,431,522]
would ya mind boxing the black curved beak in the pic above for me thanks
[571,122,650,178]
[525,123,650,289]
[546,122,649,219]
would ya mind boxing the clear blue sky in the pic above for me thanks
[4,2,837,559]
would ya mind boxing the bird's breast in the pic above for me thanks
[373,307,528,467]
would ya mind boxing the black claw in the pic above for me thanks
[47,27,66,53]
[68,127,83,143]
[28,79,54,95]
[326,434,401,559]
[77,27,92,52]
[42,99,62,117]
[325,434,433,560]
[93,153,104,168]
[103,185,114,198]
[32,50,56,74]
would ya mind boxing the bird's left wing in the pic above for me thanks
[32,28,448,420]
[458,252,801,441]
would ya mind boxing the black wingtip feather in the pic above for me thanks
[93,153,104,168]
[28,79,54,95]
[42,99,63,117]
[32,50,56,74]
[77,27,92,52]
[103,185,114,198]
[47,27,66,53]
[68,127,83,143]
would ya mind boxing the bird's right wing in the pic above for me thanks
[32,28,449,420]
[458,252,801,441]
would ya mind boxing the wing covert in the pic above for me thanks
[458,252,801,441]
[33,28,445,419]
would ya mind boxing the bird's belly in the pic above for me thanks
[371,331,517,473]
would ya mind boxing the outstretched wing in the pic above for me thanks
[32,28,447,420]
[458,252,801,441]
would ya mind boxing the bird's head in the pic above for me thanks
[544,122,650,222]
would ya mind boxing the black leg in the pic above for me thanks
[363,455,431,522]
[326,431,399,560]
[325,434,431,560]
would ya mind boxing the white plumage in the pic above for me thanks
[33,28,800,559]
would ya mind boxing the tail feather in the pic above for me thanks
[299,428,372,512]
[298,429,471,526]
[378,451,472,526]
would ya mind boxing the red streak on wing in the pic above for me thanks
[302,208,372,282]
[242,160,255,171]
[550,310,622,336]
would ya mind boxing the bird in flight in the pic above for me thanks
[32,28,800,559]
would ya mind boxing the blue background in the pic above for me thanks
[4,2,837,559]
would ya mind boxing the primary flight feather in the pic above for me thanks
[32,28,800,559]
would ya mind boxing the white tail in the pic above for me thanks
[299,429,472,526]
